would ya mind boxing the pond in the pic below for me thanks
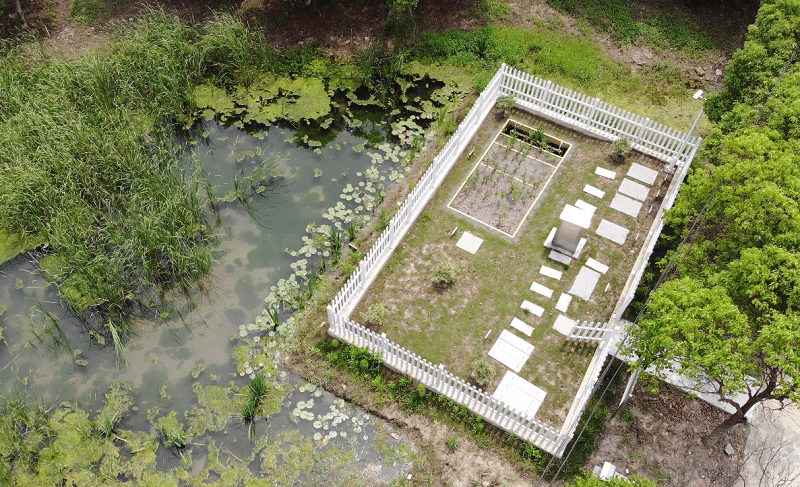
[0,116,419,482]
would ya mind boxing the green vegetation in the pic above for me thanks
[469,357,497,387]
[625,0,800,435]
[567,472,657,487]
[433,258,460,290]
[611,136,632,160]
[546,0,717,52]
[70,0,116,24]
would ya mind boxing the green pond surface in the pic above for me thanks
[0,119,417,483]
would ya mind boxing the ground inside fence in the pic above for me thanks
[354,109,666,427]
[447,120,570,238]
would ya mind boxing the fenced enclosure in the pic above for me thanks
[327,64,701,457]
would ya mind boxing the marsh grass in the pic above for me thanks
[242,374,269,440]
[0,10,301,355]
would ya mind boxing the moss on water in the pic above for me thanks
[0,226,45,266]
[187,383,238,435]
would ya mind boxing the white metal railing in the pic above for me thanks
[567,321,609,344]
[326,64,701,457]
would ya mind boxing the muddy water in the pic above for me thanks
[0,120,414,482]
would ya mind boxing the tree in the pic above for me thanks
[622,276,800,440]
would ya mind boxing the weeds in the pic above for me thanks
[242,374,269,439]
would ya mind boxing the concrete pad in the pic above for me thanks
[539,265,563,280]
[555,293,572,312]
[583,184,605,199]
[521,300,544,317]
[553,314,575,336]
[548,250,572,265]
[619,178,650,201]
[611,193,643,218]
[488,329,534,373]
[627,163,658,185]
[595,167,616,179]
[493,371,547,419]
[456,231,483,254]
[586,258,609,274]
[569,266,601,301]
[510,317,534,337]
[530,282,554,299]
[735,401,800,487]
[596,219,629,245]
[574,199,597,215]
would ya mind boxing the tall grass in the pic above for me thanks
[0,10,294,354]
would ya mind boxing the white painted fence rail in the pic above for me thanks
[567,321,609,344]
[326,64,702,458]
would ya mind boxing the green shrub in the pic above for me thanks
[611,137,632,160]
[470,357,496,386]
[496,94,515,116]
[445,435,461,451]
[434,259,460,290]
[362,302,388,327]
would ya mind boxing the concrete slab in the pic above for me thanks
[734,401,800,487]
[619,178,650,201]
[555,293,572,312]
[574,199,597,215]
[510,317,534,337]
[627,163,658,185]
[548,250,572,265]
[488,329,534,373]
[530,282,554,299]
[493,371,547,419]
[553,314,575,336]
[611,193,643,218]
[586,258,609,274]
[596,219,629,245]
[521,300,544,317]
[569,266,601,301]
[583,184,605,199]
[539,265,563,280]
[595,167,616,179]
[456,231,483,254]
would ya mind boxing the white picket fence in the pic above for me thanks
[567,321,609,344]
[499,65,702,167]
[326,64,702,458]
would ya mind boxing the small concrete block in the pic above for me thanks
[510,317,534,337]
[539,265,563,280]
[619,178,650,201]
[530,282,554,299]
[488,330,534,373]
[555,293,572,312]
[600,462,616,481]
[560,204,593,229]
[548,249,572,265]
[586,258,609,274]
[553,314,575,336]
[627,163,658,185]
[725,443,735,456]
[569,266,601,300]
[543,227,557,247]
[574,199,597,215]
[493,371,547,419]
[592,465,602,477]
[595,167,616,179]
[521,300,544,317]
[456,231,483,254]
[584,184,605,199]
[596,219,629,245]
[611,193,643,218]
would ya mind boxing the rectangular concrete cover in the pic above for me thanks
[627,163,658,185]
[510,317,534,336]
[492,371,547,419]
[555,293,572,312]
[583,184,605,199]
[488,329,535,373]
[530,281,554,298]
[596,219,630,245]
[456,231,484,254]
[521,300,544,317]
[619,178,650,201]
[539,265,563,280]
[595,167,616,179]
[611,193,643,218]
[569,266,602,301]
[553,314,576,336]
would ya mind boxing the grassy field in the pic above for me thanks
[353,107,666,426]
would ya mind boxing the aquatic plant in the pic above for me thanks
[242,374,270,440]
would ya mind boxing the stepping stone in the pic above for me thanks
[574,199,597,215]
[530,282,554,299]
[548,249,572,265]
[627,163,658,185]
[611,193,643,218]
[569,266,601,301]
[586,258,609,274]
[539,265,563,280]
[555,293,572,312]
[456,231,483,254]
[553,314,576,336]
[583,184,605,199]
[510,317,534,336]
[488,329,534,373]
[619,178,650,201]
[521,300,544,317]
[596,219,629,245]
[493,371,546,419]
[595,167,616,179]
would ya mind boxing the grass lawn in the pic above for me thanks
[353,106,666,426]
